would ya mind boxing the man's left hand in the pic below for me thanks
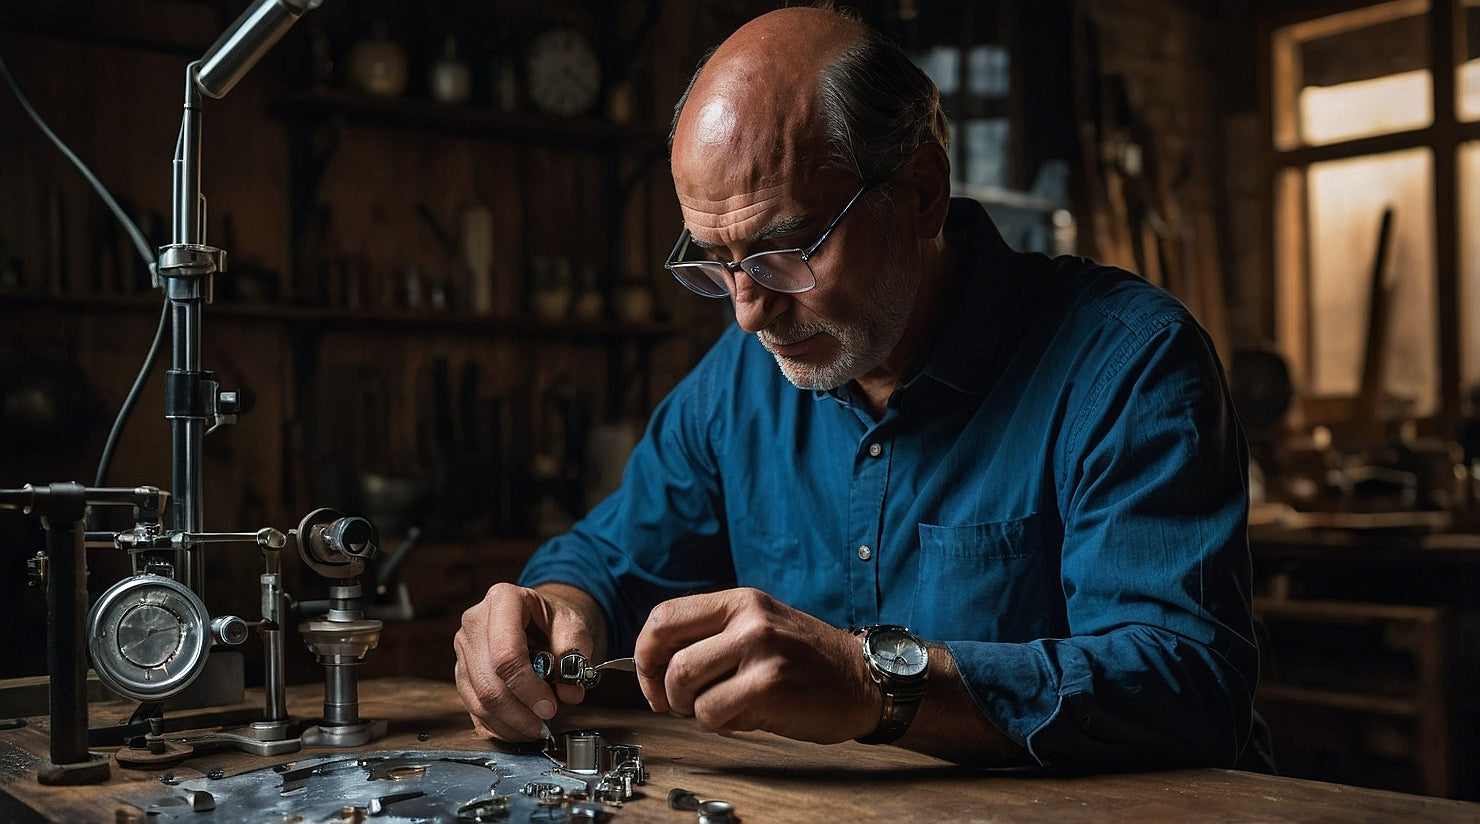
[632,588,881,743]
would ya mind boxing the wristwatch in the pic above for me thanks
[854,624,929,744]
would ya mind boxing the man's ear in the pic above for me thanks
[905,142,952,239]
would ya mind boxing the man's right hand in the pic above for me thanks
[453,582,606,742]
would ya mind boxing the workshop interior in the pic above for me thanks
[1,0,1478,816]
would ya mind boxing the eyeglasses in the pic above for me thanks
[664,182,873,298]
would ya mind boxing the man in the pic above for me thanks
[456,5,1267,770]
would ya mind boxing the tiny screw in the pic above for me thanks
[417,731,431,742]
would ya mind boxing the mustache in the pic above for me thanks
[758,322,830,348]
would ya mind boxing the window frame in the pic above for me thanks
[1265,0,1474,430]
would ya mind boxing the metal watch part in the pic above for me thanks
[87,573,212,701]
[531,649,637,689]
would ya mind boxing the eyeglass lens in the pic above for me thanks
[669,243,816,298]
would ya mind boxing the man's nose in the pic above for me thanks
[729,268,786,333]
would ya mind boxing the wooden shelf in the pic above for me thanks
[272,88,665,151]
[1257,683,1418,717]
[1253,595,1454,797]
[0,291,680,343]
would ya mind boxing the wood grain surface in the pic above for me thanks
[1,677,1476,823]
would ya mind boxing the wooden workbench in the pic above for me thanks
[1,677,1477,823]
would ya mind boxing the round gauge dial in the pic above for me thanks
[525,27,602,117]
[87,573,211,701]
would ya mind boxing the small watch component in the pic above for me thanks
[531,648,598,686]
[455,795,510,822]
[697,799,740,824]
[531,650,555,682]
[565,730,604,774]
[531,649,633,688]
[669,790,740,823]
[854,624,930,745]
[558,649,596,686]
[668,788,700,811]
[520,781,567,802]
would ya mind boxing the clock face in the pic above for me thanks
[869,629,928,677]
[526,27,602,117]
[87,574,211,701]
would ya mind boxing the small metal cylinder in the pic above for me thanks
[565,730,604,774]
[212,614,249,646]
[322,666,360,726]
[698,800,738,824]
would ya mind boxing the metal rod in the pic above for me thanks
[40,483,89,766]
[169,64,206,595]
[260,563,288,722]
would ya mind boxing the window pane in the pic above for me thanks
[1273,0,1431,149]
[1300,70,1433,145]
[1307,149,1437,415]
[1462,142,1480,392]
[1462,0,1480,121]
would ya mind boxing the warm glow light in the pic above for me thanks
[1461,59,1480,122]
[1461,142,1480,393]
[1299,70,1433,146]
[1306,149,1436,414]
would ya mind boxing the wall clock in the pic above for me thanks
[525,27,602,117]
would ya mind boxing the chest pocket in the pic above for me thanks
[908,512,1061,641]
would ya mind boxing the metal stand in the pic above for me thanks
[0,1,399,780]
[295,509,386,747]
[2,484,111,785]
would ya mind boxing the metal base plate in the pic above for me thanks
[140,749,622,822]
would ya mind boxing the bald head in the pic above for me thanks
[671,7,868,201]
[670,7,949,212]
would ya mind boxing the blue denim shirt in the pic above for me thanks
[521,199,1260,770]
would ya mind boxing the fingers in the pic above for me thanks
[634,589,774,717]
[633,592,736,713]
[631,589,875,743]
[453,583,574,742]
[658,630,744,718]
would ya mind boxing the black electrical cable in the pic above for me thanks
[0,44,168,487]
[94,301,170,487]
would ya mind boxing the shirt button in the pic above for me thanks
[867,442,883,457]
[857,545,873,561]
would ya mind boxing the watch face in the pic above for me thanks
[526,27,601,117]
[868,628,928,677]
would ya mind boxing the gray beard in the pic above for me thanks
[760,248,917,391]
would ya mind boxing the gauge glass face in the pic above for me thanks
[870,631,927,677]
[116,599,190,667]
[88,575,210,700]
